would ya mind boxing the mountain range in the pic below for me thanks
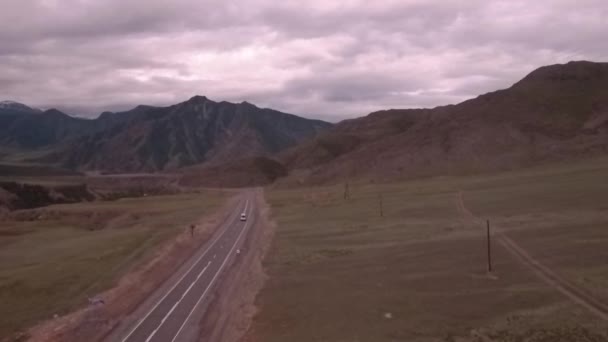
[0,96,331,173]
[1,61,607,185]
[277,61,608,184]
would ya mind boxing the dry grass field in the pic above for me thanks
[246,157,608,341]
[0,190,228,339]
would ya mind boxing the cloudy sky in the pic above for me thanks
[1,0,607,120]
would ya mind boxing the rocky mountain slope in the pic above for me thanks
[0,101,41,114]
[179,156,287,188]
[0,96,332,173]
[3,61,606,186]
[278,61,608,185]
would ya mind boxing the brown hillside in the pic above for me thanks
[0,182,95,210]
[279,61,608,185]
[179,156,287,188]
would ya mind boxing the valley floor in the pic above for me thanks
[244,157,608,341]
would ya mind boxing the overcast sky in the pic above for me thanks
[1,0,607,121]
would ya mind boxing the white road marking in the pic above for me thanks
[170,200,254,342]
[144,261,212,342]
[120,201,244,342]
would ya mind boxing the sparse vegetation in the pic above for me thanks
[247,157,608,341]
[0,181,95,210]
[179,156,288,188]
[0,190,228,338]
[276,61,608,186]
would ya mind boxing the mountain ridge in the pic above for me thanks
[0,101,41,114]
[276,61,608,185]
[2,61,607,185]
[0,96,332,173]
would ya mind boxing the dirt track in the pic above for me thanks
[457,191,608,322]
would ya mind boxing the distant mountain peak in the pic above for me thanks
[240,100,257,108]
[518,60,608,85]
[134,104,155,110]
[0,100,40,113]
[0,95,333,174]
[187,95,209,103]
[43,108,66,115]
[98,111,115,119]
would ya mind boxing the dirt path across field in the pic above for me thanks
[457,191,608,322]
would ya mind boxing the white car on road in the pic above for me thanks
[240,213,247,221]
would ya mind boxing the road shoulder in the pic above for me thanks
[197,188,276,342]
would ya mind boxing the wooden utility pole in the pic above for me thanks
[378,193,384,217]
[344,182,350,200]
[486,219,492,273]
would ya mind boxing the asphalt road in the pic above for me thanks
[116,192,254,342]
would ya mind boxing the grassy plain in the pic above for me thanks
[0,190,228,338]
[247,157,608,341]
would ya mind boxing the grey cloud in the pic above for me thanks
[1,0,607,120]
[284,71,428,103]
[1,0,242,40]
